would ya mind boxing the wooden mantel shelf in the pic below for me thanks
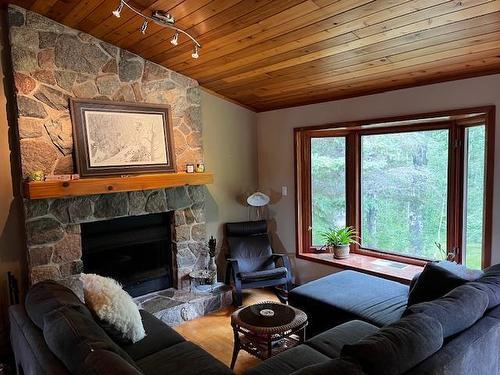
[24,172,214,200]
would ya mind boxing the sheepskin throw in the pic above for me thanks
[81,274,146,343]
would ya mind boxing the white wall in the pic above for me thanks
[257,74,500,283]
[201,91,258,247]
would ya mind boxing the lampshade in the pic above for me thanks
[246,192,270,207]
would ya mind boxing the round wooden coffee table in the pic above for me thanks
[230,301,308,369]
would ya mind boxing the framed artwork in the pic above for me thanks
[70,99,176,177]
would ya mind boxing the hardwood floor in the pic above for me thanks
[175,289,280,375]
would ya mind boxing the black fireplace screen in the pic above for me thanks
[81,212,173,297]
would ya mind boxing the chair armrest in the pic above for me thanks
[226,258,240,275]
[271,254,292,280]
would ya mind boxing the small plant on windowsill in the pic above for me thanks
[319,226,359,259]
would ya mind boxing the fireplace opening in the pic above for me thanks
[81,212,173,297]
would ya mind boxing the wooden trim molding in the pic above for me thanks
[295,106,495,269]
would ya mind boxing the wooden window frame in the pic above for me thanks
[295,106,495,269]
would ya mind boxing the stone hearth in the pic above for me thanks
[135,286,232,327]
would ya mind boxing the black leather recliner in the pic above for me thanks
[224,220,292,306]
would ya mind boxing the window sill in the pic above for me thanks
[298,252,424,285]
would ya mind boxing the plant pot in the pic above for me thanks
[333,245,350,259]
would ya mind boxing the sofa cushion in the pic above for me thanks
[137,341,232,375]
[469,263,500,310]
[122,310,185,361]
[25,280,90,330]
[289,271,408,334]
[245,345,330,375]
[407,262,478,306]
[306,320,379,359]
[341,314,443,375]
[77,350,143,375]
[405,284,488,338]
[43,306,136,373]
[240,267,287,282]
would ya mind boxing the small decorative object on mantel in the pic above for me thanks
[196,161,205,173]
[186,164,195,173]
[111,0,202,59]
[28,171,45,182]
[44,174,80,182]
[70,99,176,177]
[319,226,359,259]
[207,236,217,285]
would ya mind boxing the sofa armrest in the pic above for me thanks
[9,305,69,375]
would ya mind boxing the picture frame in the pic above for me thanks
[70,99,176,177]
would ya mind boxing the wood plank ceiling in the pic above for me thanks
[8,0,500,111]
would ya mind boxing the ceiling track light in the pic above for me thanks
[170,32,179,46]
[191,45,199,59]
[140,19,148,34]
[112,0,201,58]
[112,1,124,18]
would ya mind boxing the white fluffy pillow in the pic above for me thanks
[81,273,146,343]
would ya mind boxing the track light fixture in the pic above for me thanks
[140,19,148,34]
[112,1,201,59]
[191,45,199,59]
[112,1,124,18]
[170,32,179,46]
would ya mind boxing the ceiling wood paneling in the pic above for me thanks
[7,0,500,111]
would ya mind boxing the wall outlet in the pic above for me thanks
[281,186,288,197]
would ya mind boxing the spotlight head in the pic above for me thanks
[191,45,199,59]
[170,32,179,46]
[112,1,124,18]
[140,19,148,34]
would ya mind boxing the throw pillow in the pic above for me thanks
[43,306,137,374]
[25,280,91,330]
[341,314,443,375]
[404,284,488,338]
[469,263,500,310]
[407,261,480,306]
[81,274,146,343]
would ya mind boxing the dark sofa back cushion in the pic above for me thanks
[341,314,443,375]
[469,263,500,310]
[26,280,91,330]
[407,261,481,306]
[405,284,488,338]
[43,306,137,374]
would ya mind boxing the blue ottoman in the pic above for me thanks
[289,270,409,336]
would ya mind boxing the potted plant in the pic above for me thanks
[319,226,359,259]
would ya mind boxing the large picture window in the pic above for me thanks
[295,107,494,269]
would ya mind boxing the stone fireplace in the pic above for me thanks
[25,186,208,290]
[8,6,232,324]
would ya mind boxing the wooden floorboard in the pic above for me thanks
[174,289,280,375]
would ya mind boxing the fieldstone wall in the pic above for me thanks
[8,5,202,177]
[7,6,209,289]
